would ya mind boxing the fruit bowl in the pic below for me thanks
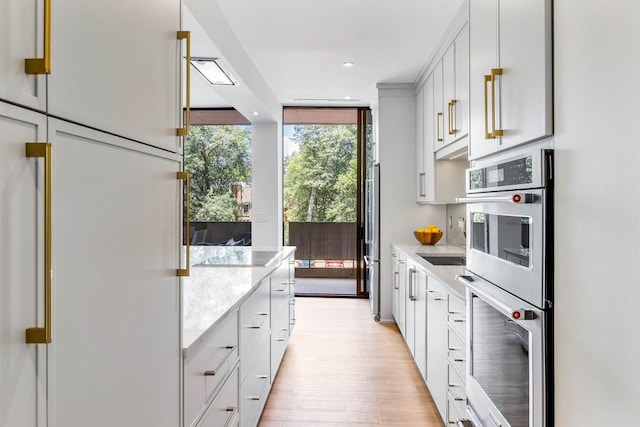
[414,229,443,245]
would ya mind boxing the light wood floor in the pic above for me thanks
[259,297,444,427]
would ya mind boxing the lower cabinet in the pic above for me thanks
[184,311,239,427]
[239,279,272,427]
[197,366,240,427]
[182,251,296,427]
[391,246,467,426]
[446,292,467,425]
[426,276,448,420]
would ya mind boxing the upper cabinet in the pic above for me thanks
[468,0,553,160]
[441,25,469,150]
[416,21,468,204]
[0,0,47,111]
[50,0,182,152]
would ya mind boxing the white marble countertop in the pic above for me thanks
[393,243,467,298]
[182,246,296,359]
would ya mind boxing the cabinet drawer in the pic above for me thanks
[240,337,271,427]
[447,326,466,374]
[271,323,289,378]
[446,390,466,425]
[447,363,466,400]
[184,311,239,427]
[447,294,466,340]
[240,281,271,379]
[197,366,239,427]
[271,280,289,325]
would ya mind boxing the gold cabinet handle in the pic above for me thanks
[177,31,191,136]
[25,143,52,344]
[177,171,190,276]
[490,68,504,137]
[436,112,443,142]
[25,0,52,74]
[483,74,492,139]
[449,100,457,135]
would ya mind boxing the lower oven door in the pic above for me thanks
[458,274,550,427]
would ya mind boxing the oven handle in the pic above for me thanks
[456,275,536,321]
[456,193,537,204]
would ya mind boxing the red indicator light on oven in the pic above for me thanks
[512,194,522,203]
[512,310,523,320]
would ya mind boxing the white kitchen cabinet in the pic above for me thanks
[47,119,182,426]
[197,365,239,427]
[442,25,469,151]
[271,252,294,379]
[433,60,445,151]
[416,84,426,202]
[0,0,47,111]
[468,0,552,160]
[416,53,466,204]
[239,279,271,427]
[426,276,448,421]
[405,264,416,354]
[413,266,428,380]
[47,0,182,152]
[184,311,239,427]
[396,252,407,338]
[391,250,400,322]
[0,101,48,427]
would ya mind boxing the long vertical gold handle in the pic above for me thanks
[484,74,492,139]
[436,112,443,142]
[25,143,52,344]
[177,31,191,136]
[25,0,52,74]
[449,100,457,135]
[491,68,504,137]
[177,171,190,277]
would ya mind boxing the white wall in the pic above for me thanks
[376,84,447,321]
[251,120,283,249]
[554,2,640,424]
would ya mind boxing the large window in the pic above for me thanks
[184,109,252,246]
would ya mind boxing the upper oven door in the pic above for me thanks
[462,189,548,309]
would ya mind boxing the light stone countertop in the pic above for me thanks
[182,246,296,359]
[393,243,467,298]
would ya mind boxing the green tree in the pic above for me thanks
[192,192,238,222]
[184,125,251,221]
[284,125,357,222]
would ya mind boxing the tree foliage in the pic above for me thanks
[284,125,357,222]
[184,125,251,221]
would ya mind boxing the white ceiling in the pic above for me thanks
[185,0,465,120]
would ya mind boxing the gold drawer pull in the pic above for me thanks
[25,0,51,74]
[177,31,191,136]
[177,172,190,276]
[25,143,52,344]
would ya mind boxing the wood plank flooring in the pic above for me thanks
[259,297,445,427]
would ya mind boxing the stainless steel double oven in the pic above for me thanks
[456,149,554,427]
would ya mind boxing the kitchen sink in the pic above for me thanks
[416,254,466,266]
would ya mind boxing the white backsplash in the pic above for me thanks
[446,203,466,246]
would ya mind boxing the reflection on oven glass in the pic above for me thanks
[472,295,529,427]
[470,213,532,268]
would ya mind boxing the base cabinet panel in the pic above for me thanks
[48,120,181,427]
[0,102,48,427]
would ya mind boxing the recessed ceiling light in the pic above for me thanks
[342,61,355,68]
[344,96,353,100]
[252,111,260,116]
